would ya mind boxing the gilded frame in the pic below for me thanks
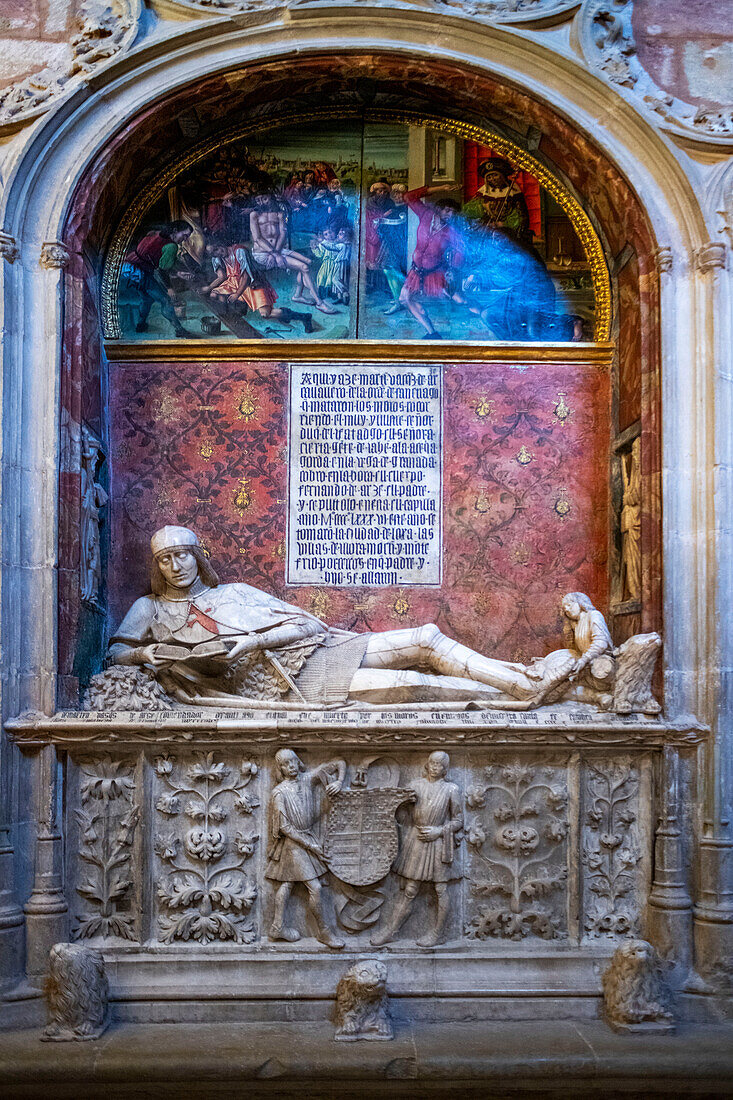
[101,108,612,346]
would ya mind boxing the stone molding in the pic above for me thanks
[0,0,141,136]
[0,233,20,264]
[40,242,71,270]
[5,710,707,750]
[694,242,727,274]
[576,0,733,151]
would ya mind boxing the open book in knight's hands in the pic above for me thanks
[151,639,236,663]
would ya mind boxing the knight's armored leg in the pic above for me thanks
[370,880,418,946]
[362,625,537,701]
[269,881,300,943]
[417,883,450,948]
[305,879,344,949]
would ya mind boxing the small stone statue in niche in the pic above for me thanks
[80,427,108,605]
[372,752,462,948]
[620,437,642,601]
[265,748,346,949]
[105,526,659,712]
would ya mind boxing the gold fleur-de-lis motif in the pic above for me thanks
[238,547,247,556]
[554,391,571,425]
[235,385,258,422]
[515,445,533,466]
[554,487,571,518]
[198,537,211,559]
[393,590,410,618]
[233,477,252,516]
[474,397,495,420]
[199,439,214,461]
[310,589,332,620]
[474,486,492,514]
[273,540,286,559]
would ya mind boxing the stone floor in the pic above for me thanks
[1,1020,733,1098]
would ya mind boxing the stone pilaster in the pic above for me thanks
[23,746,68,981]
[646,746,692,980]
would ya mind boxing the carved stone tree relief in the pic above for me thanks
[581,760,643,939]
[153,752,259,943]
[72,756,141,941]
[465,760,569,940]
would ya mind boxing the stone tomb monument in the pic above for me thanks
[7,523,700,1031]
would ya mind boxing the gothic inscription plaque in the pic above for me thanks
[287,364,442,587]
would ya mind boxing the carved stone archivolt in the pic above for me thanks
[0,0,141,135]
[577,0,733,149]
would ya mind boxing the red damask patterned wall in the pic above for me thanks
[108,359,610,662]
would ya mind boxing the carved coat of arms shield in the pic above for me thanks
[325,787,413,887]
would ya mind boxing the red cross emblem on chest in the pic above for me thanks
[186,604,219,634]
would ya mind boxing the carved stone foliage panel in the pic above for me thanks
[151,751,261,944]
[66,754,142,942]
[464,757,571,942]
[580,756,650,941]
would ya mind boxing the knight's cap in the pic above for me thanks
[150,526,199,557]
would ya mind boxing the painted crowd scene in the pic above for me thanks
[114,120,595,342]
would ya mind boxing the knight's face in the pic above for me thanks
[156,549,199,589]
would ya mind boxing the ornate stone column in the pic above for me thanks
[692,240,733,992]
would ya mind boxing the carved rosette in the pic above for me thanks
[577,0,733,150]
[72,756,140,941]
[581,760,642,938]
[464,760,569,940]
[153,752,259,944]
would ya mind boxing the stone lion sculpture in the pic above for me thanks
[334,959,393,1041]
[601,939,673,1032]
[42,942,110,1041]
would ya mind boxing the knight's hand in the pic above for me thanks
[140,644,170,669]
[325,781,342,798]
[417,825,441,841]
[226,634,262,662]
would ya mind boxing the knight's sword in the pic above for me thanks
[262,648,307,704]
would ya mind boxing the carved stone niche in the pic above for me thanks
[7,709,702,1023]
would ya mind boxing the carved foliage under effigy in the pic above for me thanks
[72,755,140,941]
[153,752,259,943]
[465,759,568,940]
[83,665,174,710]
[581,760,642,939]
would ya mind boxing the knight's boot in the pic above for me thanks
[269,923,300,943]
[314,916,344,950]
[417,893,450,948]
[371,895,412,947]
